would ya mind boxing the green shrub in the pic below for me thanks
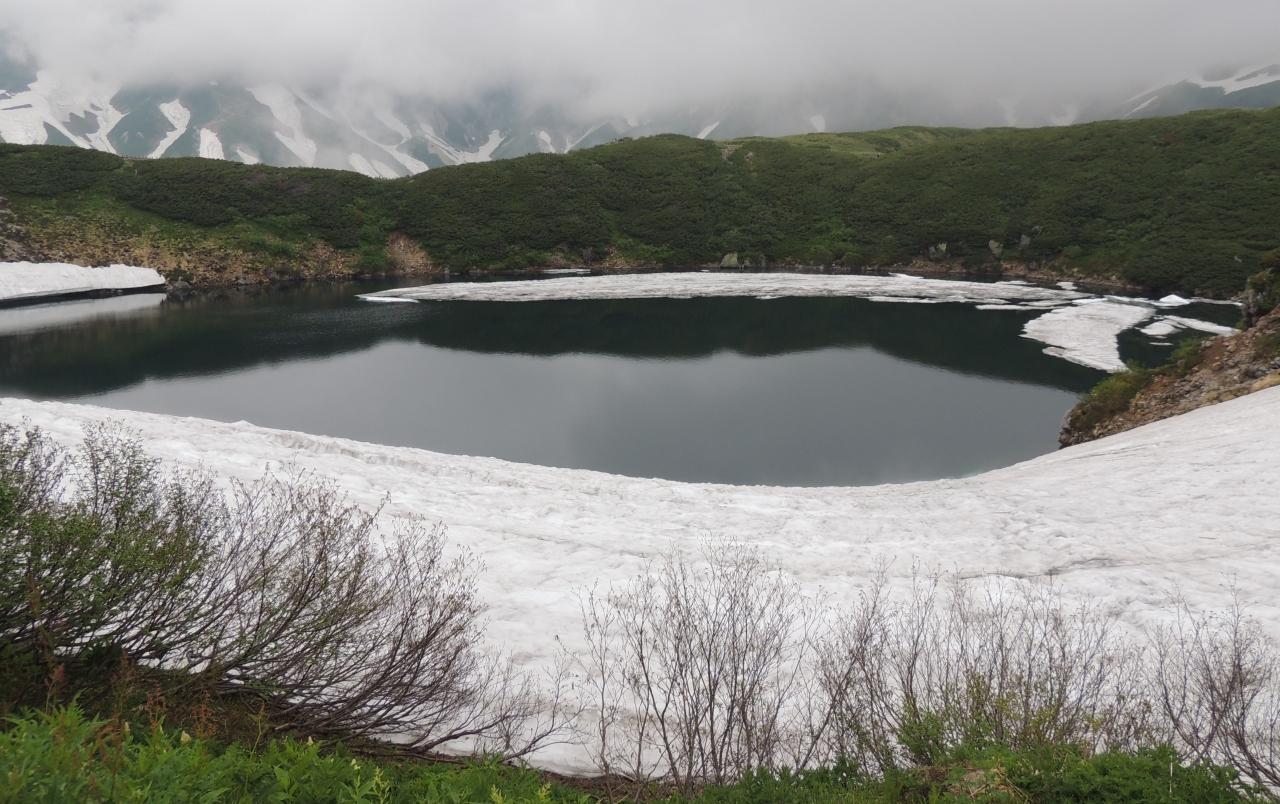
[0,705,590,804]
[1068,364,1154,433]
[3,108,1280,294]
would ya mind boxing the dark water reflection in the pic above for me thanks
[0,282,1109,486]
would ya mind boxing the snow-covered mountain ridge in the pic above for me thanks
[3,58,1276,178]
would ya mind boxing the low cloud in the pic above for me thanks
[1,0,1277,117]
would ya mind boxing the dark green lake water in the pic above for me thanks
[0,281,1129,486]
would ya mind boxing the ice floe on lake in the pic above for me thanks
[360,271,1087,305]
[0,261,165,303]
[1021,300,1155,372]
[360,271,1238,373]
[2,389,1279,772]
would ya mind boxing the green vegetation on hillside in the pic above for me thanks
[2,108,1279,295]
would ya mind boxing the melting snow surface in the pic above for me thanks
[2,388,1279,773]
[360,273,1239,374]
[361,272,1086,305]
[1021,300,1153,372]
[0,262,164,303]
[363,272,1180,371]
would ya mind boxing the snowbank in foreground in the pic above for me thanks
[3,391,1278,771]
[359,272,1234,373]
[0,262,165,303]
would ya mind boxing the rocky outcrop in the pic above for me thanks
[6,217,445,290]
[0,195,33,262]
[1060,305,1280,446]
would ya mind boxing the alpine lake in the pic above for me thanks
[0,276,1235,486]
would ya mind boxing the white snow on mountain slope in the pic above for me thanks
[3,386,1279,772]
[537,129,555,153]
[361,272,1188,373]
[809,113,827,132]
[1128,95,1160,116]
[696,120,720,139]
[198,128,224,159]
[373,109,411,140]
[1020,300,1155,372]
[418,124,505,165]
[235,147,260,165]
[147,100,191,158]
[0,262,164,302]
[568,122,606,150]
[248,84,318,166]
[346,153,400,178]
[0,71,119,149]
[1194,64,1280,93]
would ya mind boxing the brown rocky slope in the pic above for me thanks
[1060,266,1280,446]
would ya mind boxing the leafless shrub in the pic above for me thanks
[1154,597,1280,788]
[819,570,1156,771]
[2,423,224,663]
[0,422,567,758]
[580,539,829,793]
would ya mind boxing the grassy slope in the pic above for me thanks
[1,108,1278,295]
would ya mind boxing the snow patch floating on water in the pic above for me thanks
[361,273,1238,374]
[361,272,1086,305]
[357,295,418,303]
[1162,316,1237,336]
[1139,319,1180,338]
[1021,300,1153,372]
[1139,316,1237,339]
[0,262,165,303]
[2,389,1279,773]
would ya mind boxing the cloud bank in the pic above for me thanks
[1,0,1277,117]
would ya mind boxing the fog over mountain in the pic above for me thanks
[1,0,1278,174]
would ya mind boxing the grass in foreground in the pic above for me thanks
[1,706,1263,804]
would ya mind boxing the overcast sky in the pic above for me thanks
[1,0,1277,116]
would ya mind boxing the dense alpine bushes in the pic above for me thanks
[3,107,1279,295]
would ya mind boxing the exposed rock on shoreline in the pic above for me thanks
[1061,272,1280,446]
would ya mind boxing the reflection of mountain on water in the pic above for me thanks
[0,283,1103,399]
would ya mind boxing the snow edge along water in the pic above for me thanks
[360,272,1237,373]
